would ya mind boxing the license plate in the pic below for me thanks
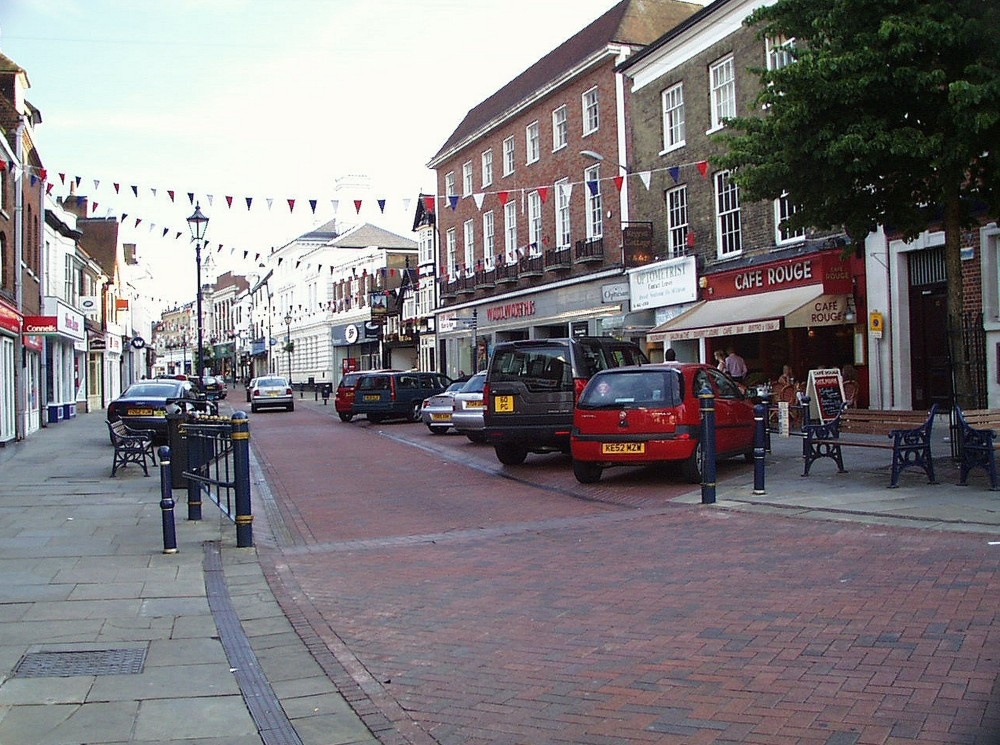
[364,394,380,401]
[431,413,450,421]
[127,408,154,416]
[267,391,280,397]
[467,401,485,409]
[601,442,645,454]
[493,395,514,413]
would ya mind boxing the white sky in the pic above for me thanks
[3,0,703,309]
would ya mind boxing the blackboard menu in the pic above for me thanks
[806,368,845,423]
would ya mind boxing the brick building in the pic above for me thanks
[427,0,700,378]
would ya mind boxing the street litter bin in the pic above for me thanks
[165,409,188,489]
[321,383,332,404]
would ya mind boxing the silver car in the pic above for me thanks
[451,371,487,442]
[420,379,468,434]
[249,375,294,412]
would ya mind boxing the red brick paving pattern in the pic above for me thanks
[250,405,1000,744]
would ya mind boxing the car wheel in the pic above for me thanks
[494,443,528,466]
[466,432,486,443]
[338,412,354,423]
[428,425,448,435]
[682,441,704,484]
[288,403,294,412]
[251,404,258,413]
[573,459,602,484]
[409,402,422,422]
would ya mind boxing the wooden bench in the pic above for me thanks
[955,407,1000,490]
[802,404,939,488]
[107,420,157,477]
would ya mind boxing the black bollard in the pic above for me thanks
[231,412,254,548]
[158,446,178,554]
[699,385,716,504]
[753,402,767,495]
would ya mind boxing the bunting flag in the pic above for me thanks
[287,198,295,213]
[538,186,549,204]
[266,198,274,211]
[46,183,53,194]
[187,192,194,204]
[330,199,338,214]
[696,160,709,177]
[613,175,624,192]
[586,180,599,196]
[639,171,652,190]
[354,199,362,214]
[668,166,681,184]
[131,185,138,197]
[377,199,386,213]
[686,230,696,247]
[422,195,435,212]
[225,195,234,208]
[168,190,175,202]
[309,199,317,214]
[498,191,510,206]
[473,193,485,210]
[59,173,66,184]
[245,197,253,210]
[447,195,459,211]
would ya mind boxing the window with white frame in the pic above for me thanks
[709,55,736,130]
[483,211,495,265]
[585,164,602,239]
[527,191,542,251]
[445,171,456,197]
[502,136,515,176]
[446,228,457,276]
[661,82,685,151]
[463,219,475,274]
[774,192,805,244]
[715,170,742,256]
[419,227,434,265]
[503,201,517,260]
[63,254,75,303]
[462,161,473,196]
[526,121,540,164]
[555,178,571,249]
[482,149,493,187]
[552,105,568,151]
[767,36,795,71]
[666,185,688,257]
[582,87,599,135]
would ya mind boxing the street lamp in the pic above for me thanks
[186,204,209,380]
[283,312,292,385]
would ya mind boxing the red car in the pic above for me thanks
[334,369,398,422]
[570,363,756,484]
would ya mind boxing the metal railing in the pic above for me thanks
[158,411,253,550]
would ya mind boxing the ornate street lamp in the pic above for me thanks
[283,312,292,385]
[186,203,209,380]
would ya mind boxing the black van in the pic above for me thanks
[483,337,648,465]
[352,371,452,423]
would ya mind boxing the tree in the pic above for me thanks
[718,0,999,408]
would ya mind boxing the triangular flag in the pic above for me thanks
[246,197,253,210]
[168,190,175,202]
[422,195,435,212]
[639,171,652,190]
[93,179,100,191]
[91,202,99,213]
[696,160,709,177]
[266,198,273,211]
[287,199,295,213]
[59,173,66,184]
[38,169,47,182]
[354,199,363,214]
[225,196,233,208]
[162,228,169,237]
[309,199,317,214]
[613,176,624,192]
[46,183,53,194]
[473,193,485,210]
[377,199,386,213]
[686,230,696,247]
[114,183,121,194]
[587,180,599,196]
[447,195,459,210]
[206,194,214,206]
[498,191,510,206]
[559,182,574,200]
[131,185,138,197]
[402,198,411,213]
[187,192,194,204]
[150,188,157,198]
[538,186,550,204]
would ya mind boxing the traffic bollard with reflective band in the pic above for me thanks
[231,412,254,548]
[185,425,204,521]
[753,402,767,495]
[699,385,716,504]
[158,446,177,554]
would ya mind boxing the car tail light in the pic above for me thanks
[285,387,292,395]
[483,382,491,402]
[573,377,587,403]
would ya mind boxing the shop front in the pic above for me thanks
[331,321,381,378]
[436,272,628,380]
[0,299,20,443]
[25,301,86,424]
[648,250,865,401]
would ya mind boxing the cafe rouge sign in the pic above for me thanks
[706,252,852,299]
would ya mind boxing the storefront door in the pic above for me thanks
[909,282,951,410]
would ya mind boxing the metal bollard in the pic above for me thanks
[158,446,178,554]
[753,402,767,495]
[699,385,716,504]
[231,412,254,548]
[186,426,203,521]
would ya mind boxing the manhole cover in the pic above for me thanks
[12,648,147,678]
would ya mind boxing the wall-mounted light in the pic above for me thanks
[698,276,709,289]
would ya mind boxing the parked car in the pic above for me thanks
[570,363,756,484]
[420,379,470,434]
[335,369,398,423]
[188,375,225,400]
[245,377,257,403]
[353,371,452,423]
[107,378,201,442]
[483,337,648,465]
[249,375,294,412]
[451,371,488,442]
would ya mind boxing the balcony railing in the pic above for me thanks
[477,268,496,288]
[495,262,519,284]
[575,236,605,263]
[519,255,543,277]
[545,247,572,271]
[456,274,476,294]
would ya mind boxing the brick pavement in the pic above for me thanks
[250,401,1000,744]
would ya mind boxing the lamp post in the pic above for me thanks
[186,204,209,380]
[283,313,292,385]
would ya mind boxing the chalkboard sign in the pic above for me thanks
[806,368,845,423]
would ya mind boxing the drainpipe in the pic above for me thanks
[13,118,25,440]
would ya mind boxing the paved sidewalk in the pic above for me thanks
[0,412,373,745]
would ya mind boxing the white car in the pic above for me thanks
[249,376,294,412]
[420,379,468,434]
[451,372,487,442]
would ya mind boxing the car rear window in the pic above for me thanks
[578,370,683,409]
[126,384,179,398]
[489,347,572,391]
[358,375,390,390]
[256,377,286,387]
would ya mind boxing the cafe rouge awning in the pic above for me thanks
[647,284,851,343]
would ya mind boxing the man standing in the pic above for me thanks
[724,347,748,382]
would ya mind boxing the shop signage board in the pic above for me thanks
[806,368,845,423]
[627,256,697,312]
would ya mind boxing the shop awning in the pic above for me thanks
[647,285,849,343]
